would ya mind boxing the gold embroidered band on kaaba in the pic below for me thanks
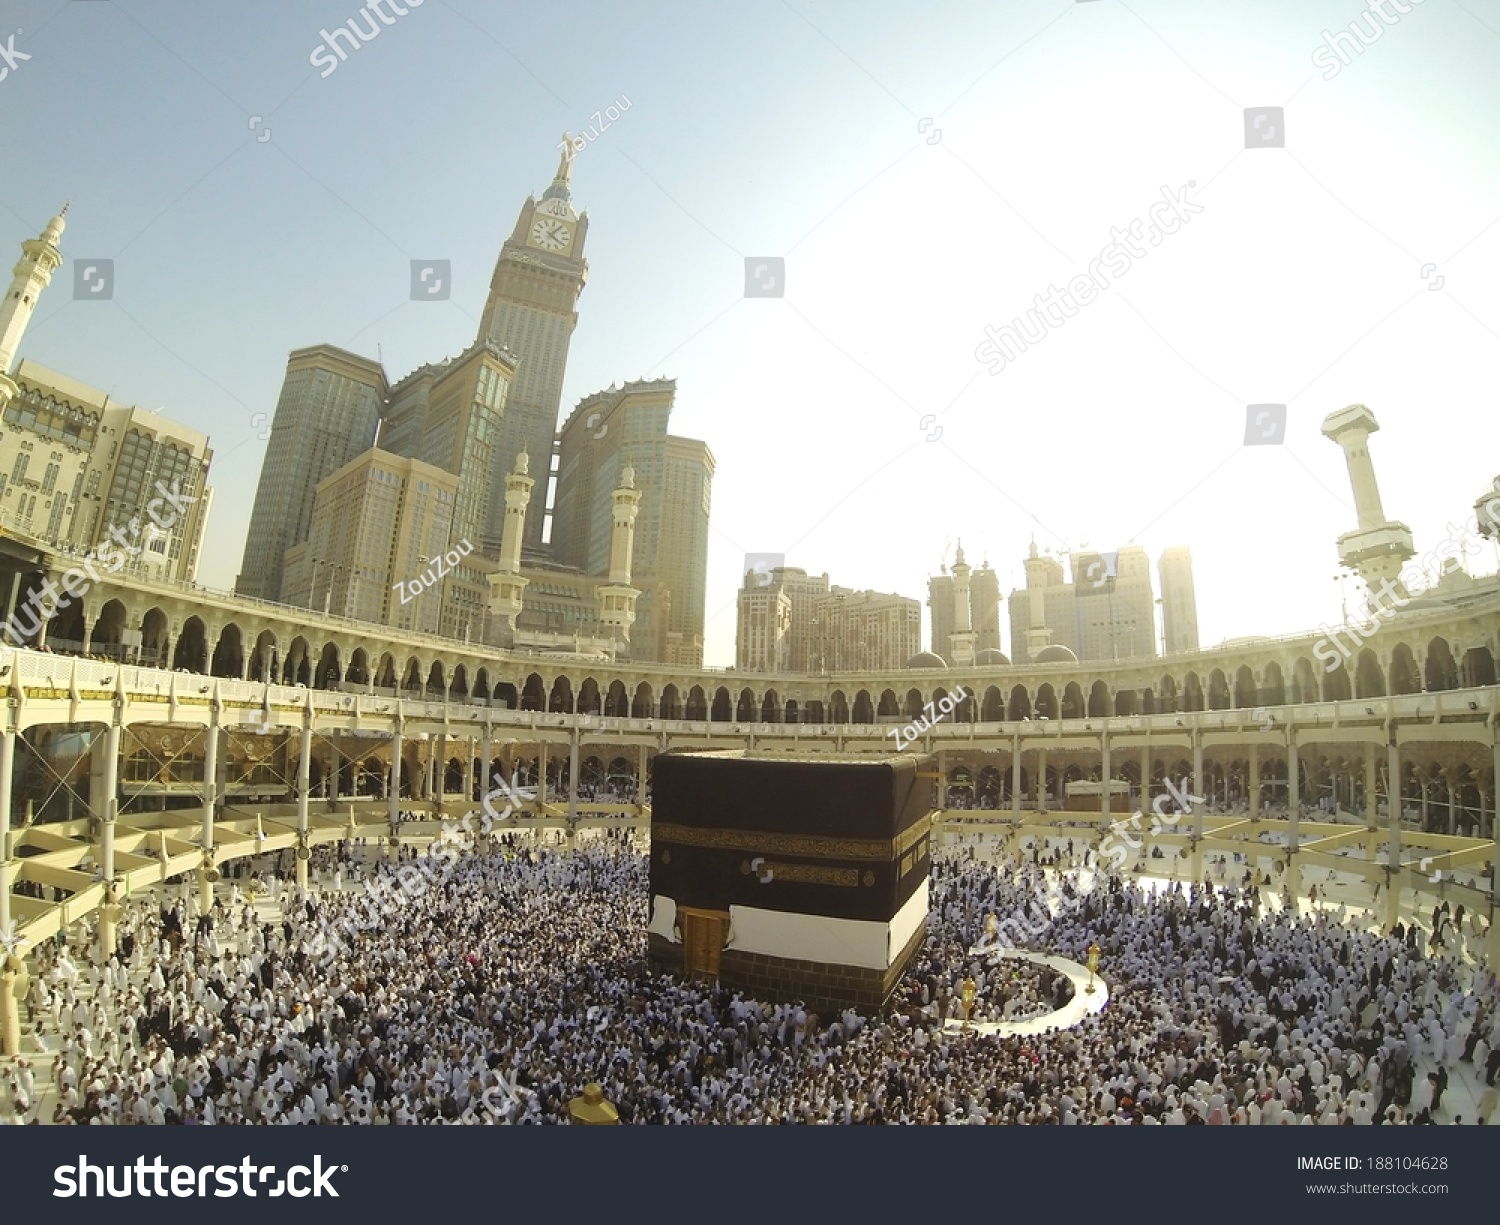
[652,814,932,863]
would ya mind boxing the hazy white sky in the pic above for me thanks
[3,0,1498,667]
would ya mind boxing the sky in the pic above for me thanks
[2,0,1498,668]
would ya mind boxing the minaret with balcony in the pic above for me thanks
[0,205,68,411]
[486,449,533,642]
[596,465,642,650]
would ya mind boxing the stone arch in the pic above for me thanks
[1262,660,1286,705]
[605,679,629,716]
[784,697,799,723]
[852,690,874,723]
[804,699,824,723]
[1233,664,1257,708]
[878,688,900,719]
[1158,673,1178,712]
[522,672,545,710]
[1424,637,1458,691]
[981,685,1004,721]
[90,598,129,657]
[49,597,85,651]
[451,663,469,700]
[1007,684,1031,721]
[315,642,342,689]
[760,688,780,722]
[373,652,397,690]
[347,648,371,688]
[209,622,245,679]
[686,685,707,720]
[1291,657,1318,704]
[1088,679,1110,718]
[633,681,655,718]
[1207,668,1230,710]
[829,690,850,723]
[425,660,446,698]
[953,685,974,722]
[142,607,172,669]
[1181,672,1204,711]
[1353,649,1385,699]
[1321,659,1351,701]
[1388,643,1420,694]
[1058,682,1081,720]
[1037,683,1060,720]
[1114,689,1138,716]
[577,677,600,714]
[905,688,924,719]
[545,674,572,712]
[472,667,490,701]
[736,687,756,721]
[172,616,209,673]
[1461,645,1496,688]
[660,684,682,719]
[711,687,732,721]
[397,656,420,694]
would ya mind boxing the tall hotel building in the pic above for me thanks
[236,345,385,603]
[476,149,590,552]
[236,145,713,662]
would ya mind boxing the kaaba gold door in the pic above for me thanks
[679,907,729,979]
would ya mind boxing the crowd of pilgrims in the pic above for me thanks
[4,828,1498,1126]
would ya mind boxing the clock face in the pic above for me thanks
[529,218,572,251]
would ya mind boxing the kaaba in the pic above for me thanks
[647,750,932,1010]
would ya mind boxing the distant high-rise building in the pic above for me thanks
[553,379,712,665]
[237,345,386,603]
[377,340,517,552]
[283,449,458,635]
[929,550,1001,658]
[1009,545,1072,665]
[4,360,212,583]
[735,565,831,672]
[1158,546,1199,654]
[477,147,590,552]
[1072,544,1155,662]
[812,587,921,672]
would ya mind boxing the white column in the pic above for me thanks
[1099,732,1111,827]
[388,720,403,830]
[296,718,313,893]
[1011,735,1022,819]
[98,718,121,960]
[568,722,581,824]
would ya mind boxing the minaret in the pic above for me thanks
[596,465,642,650]
[486,449,534,640]
[0,205,68,411]
[947,541,976,666]
[1024,541,1053,657]
[1321,405,1415,596]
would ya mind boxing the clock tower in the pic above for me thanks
[477,141,590,552]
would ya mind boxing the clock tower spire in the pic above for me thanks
[476,147,590,553]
